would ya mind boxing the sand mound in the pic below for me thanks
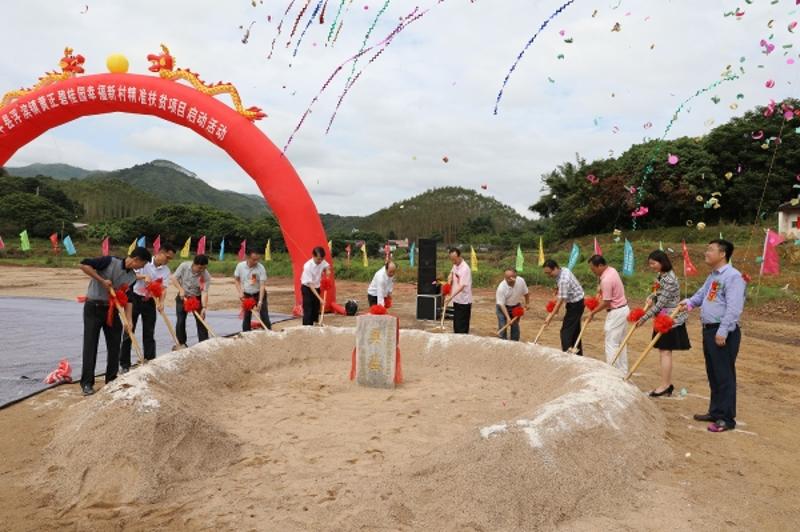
[37,327,670,530]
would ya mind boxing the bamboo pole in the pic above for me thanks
[532,311,556,345]
[611,301,653,366]
[318,290,328,327]
[193,310,217,338]
[567,314,593,354]
[439,296,449,329]
[624,307,682,380]
[108,288,144,365]
[496,315,520,336]
[158,307,183,349]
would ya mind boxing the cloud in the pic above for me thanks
[1,0,796,219]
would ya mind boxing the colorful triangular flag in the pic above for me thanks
[538,237,545,266]
[238,239,247,261]
[567,243,580,270]
[515,244,524,273]
[593,237,603,256]
[0,235,5,251]
[682,241,698,277]
[153,235,161,255]
[101,237,110,256]
[264,239,272,261]
[127,238,137,255]
[180,237,191,258]
[361,243,369,267]
[622,239,635,277]
[136,235,146,248]
[218,238,226,261]
[20,230,30,251]
[197,235,207,256]
[63,235,76,256]
[470,245,478,272]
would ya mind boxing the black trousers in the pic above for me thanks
[453,302,471,334]
[702,325,741,427]
[81,301,122,388]
[242,292,272,331]
[367,294,379,307]
[561,300,585,356]
[175,295,209,345]
[121,293,157,368]
[302,285,320,326]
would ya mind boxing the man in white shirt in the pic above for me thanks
[367,262,396,307]
[234,247,271,331]
[121,243,175,372]
[300,246,330,325]
[445,247,473,334]
[495,268,530,341]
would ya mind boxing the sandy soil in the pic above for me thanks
[0,266,798,531]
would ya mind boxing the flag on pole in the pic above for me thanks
[238,239,247,261]
[622,239,635,277]
[137,236,146,248]
[659,240,664,251]
[593,237,603,256]
[63,235,76,256]
[218,238,226,261]
[470,245,478,272]
[264,239,272,261]
[127,238,137,255]
[153,235,161,255]
[761,229,785,275]
[408,242,415,267]
[180,237,191,258]
[567,242,580,270]
[0,235,5,250]
[538,237,545,266]
[49,233,59,252]
[197,235,207,256]
[328,240,333,254]
[20,230,30,251]
[101,237,110,256]
[345,243,352,260]
[682,240,698,277]
[361,243,369,267]
[515,244,524,273]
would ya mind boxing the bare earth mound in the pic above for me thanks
[31,328,670,531]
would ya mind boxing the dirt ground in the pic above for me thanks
[0,266,798,530]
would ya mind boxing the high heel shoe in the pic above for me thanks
[649,384,674,397]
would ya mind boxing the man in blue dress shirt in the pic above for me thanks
[680,239,746,432]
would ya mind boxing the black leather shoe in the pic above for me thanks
[649,384,674,397]
[693,413,716,422]
[119,366,130,375]
[81,385,94,396]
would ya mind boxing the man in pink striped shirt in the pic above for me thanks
[587,255,630,373]
[445,247,473,333]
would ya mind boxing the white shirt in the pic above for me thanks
[450,259,473,304]
[234,261,267,294]
[133,260,171,297]
[300,258,330,288]
[367,266,394,305]
[496,276,528,306]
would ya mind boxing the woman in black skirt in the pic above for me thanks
[636,250,691,397]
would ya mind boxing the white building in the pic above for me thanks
[778,201,800,239]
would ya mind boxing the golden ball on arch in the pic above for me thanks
[106,54,129,74]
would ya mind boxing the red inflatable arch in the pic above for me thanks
[0,70,339,314]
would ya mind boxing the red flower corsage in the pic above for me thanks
[652,281,661,293]
[707,281,720,302]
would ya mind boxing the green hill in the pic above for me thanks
[322,186,533,242]
[5,163,97,180]
[55,178,164,222]
[86,160,269,219]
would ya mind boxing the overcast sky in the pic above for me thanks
[1,1,797,217]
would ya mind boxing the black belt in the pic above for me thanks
[85,299,110,305]
[703,323,720,330]
[610,304,629,311]
[243,292,259,296]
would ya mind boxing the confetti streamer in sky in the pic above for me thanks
[630,74,740,230]
[345,0,392,86]
[287,0,312,46]
[326,1,347,41]
[494,0,577,115]
[285,4,441,151]
[267,0,298,59]
[291,0,325,58]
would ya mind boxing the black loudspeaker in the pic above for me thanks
[416,294,443,320]
[417,239,438,294]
